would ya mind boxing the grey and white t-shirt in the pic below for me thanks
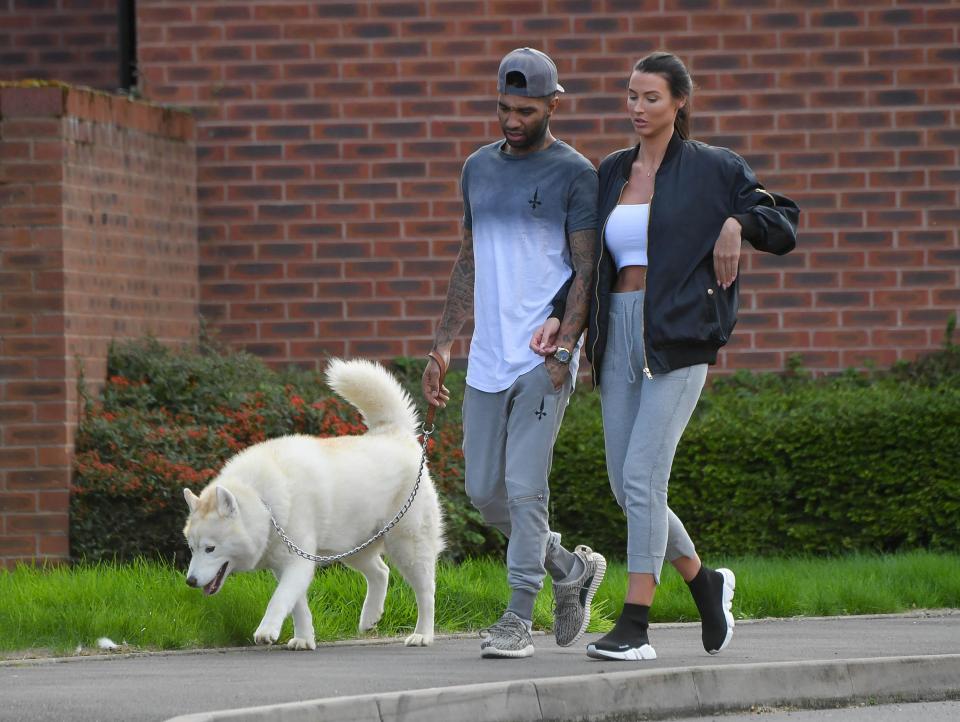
[461,139,598,392]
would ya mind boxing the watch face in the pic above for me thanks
[555,348,571,363]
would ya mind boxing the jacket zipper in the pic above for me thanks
[591,180,627,385]
[640,190,653,380]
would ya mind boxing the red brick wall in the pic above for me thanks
[134,0,960,375]
[0,0,119,91]
[0,84,196,568]
[61,89,199,393]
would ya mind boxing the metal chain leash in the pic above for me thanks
[261,422,434,566]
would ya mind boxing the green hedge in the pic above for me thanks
[71,339,502,564]
[72,337,960,564]
[551,350,960,558]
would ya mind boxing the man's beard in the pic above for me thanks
[502,116,549,150]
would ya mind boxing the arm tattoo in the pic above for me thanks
[556,228,596,349]
[434,226,474,350]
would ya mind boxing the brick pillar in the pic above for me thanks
[0,86,67,564]
[0,83,196,568]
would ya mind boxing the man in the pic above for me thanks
[421,48,605,658]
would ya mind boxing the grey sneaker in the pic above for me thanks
[479,611,535,658]
[553,545,607,647]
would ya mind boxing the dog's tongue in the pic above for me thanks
[203,562,228,595]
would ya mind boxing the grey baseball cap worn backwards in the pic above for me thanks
[497,47,565,97]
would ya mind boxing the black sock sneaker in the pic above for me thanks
[586,603,657,661]
[688,566,736,654]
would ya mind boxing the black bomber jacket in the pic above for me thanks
[585,131,800,385]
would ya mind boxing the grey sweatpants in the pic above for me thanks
[463,364,575,603]
[599,290,706,582]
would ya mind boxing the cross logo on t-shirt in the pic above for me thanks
[528,187,542,210]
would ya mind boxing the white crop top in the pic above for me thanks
[605,203,649,270]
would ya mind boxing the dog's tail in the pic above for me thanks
[324,358,420,435]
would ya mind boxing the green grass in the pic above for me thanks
[2,551,958,657]
[601,551,960,622]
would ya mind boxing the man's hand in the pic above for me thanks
[421,350,450,408]
[544,356,567,391]
[713,217,743,290]
[529,317,561,356]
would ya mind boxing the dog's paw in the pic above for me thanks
[286,637,316,651]
[358,618,380,633]
[359,608,384,632]
[404,632,433,647]
[253,625,280,646]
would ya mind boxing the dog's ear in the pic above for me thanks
[215,486,239,519]
[183,488,200,513]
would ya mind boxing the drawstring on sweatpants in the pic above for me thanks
[621,294,641,385]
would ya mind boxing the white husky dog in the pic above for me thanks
[182,358,444,649]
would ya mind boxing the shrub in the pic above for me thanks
[550,347,960,558]
[71,338,502,565]
[888,314,960,387]
[73,338,960,565]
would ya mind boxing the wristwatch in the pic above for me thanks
[553,347,572,364]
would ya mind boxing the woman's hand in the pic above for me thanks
[713,217,743,290]
[529,317,561,356]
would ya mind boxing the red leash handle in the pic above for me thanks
[424,350,447,431]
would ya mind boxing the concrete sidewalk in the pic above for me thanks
[2,612,958,722]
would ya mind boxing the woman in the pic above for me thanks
[531,52,799,660]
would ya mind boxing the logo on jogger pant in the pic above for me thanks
[534,397,546,420]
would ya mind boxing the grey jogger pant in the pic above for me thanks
[463,364,572,596]
[599,290,706,582]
